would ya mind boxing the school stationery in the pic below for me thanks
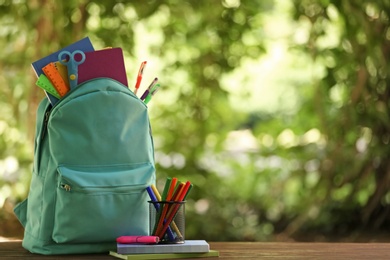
[116,240,210,255]
[110,250,219,260]
[42,62,70,98]
[77,47,128,87]
[150,184,183,238]
[13,78,156,255]
[35,74,61,99]
[109,250,219,260]
[149,178,192,243]
[140,77,158,100]
[154,181,192,240]
[134,61,147,95]
[154,177,174,236]
[144,84,161,104]
[31,37,94,77]
[146,187,176,241]
[117,236,159,244]
[31,37,94,103]
[53,61,70,88]
[58,50,86,89]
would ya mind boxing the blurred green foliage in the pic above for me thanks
[1,0,389,241]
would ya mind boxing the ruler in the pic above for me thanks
[42,62,70,97]
[35,74,61,99]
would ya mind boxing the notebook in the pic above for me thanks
[77,47,128,87]
[109,250,219,260]
[116,240,210,255]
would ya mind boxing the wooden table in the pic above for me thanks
[1,240,389,259]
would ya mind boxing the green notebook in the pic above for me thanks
[109,250,219,259]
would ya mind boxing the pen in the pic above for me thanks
[154,178,173,235]
[155,178,178,236]
[150,184,183,240]
[146,186,175,241]
[140,77,158,100]
[167,178,177,201]
[156,181,192,239]
[161,177,172,201]
[171,182,185,202]
[144,84,161,104]
[134,61,147,95]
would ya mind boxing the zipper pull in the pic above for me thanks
[41,111,50,140]
[61,184,71,192]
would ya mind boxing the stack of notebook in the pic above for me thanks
[110,240,219,259]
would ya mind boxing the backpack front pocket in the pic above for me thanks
[52,163,154,244]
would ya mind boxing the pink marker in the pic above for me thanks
[116,236,159,244]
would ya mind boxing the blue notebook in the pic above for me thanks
[31,37,94,104]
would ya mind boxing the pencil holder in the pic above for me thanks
[149,201,186,244]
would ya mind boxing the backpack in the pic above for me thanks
[13,77,156,255]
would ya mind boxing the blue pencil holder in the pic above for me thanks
[149,201,186,244]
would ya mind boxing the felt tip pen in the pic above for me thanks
[146,186,176,241]
[116,236,159,244]
[134,61,147,95]
[140,77,158,100]
[144,84,161,104]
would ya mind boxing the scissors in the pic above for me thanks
[58,50,86,90]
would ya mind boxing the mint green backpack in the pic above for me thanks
[14,78,156,255]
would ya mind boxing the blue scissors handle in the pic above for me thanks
[58,50,86,89]
[58,50,86,65]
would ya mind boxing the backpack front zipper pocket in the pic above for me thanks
[52,163,154,244]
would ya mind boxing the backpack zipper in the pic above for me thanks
[60,183,72,192]
[41,110,51,140]
[59,181,145,194]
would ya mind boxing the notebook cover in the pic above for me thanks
[109,250,219,260]
[117,240,210,255]
[77,47,128,87]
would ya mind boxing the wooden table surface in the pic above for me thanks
[1,240,389,259]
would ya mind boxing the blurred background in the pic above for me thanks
[1,0,390,242]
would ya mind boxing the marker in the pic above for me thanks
[146,186,176,241]
[155,178,173,235]
[161,177,172,201]
[116,236,159,244]
[167,178,177,201]
[157,181,192,239]
[171,182,185,202]
[151,185,161,201]
[150,184,183,239]
[134,61,147,95]
[144,84,161,104]
[140,77,158,100]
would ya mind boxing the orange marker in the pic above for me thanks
[150,184,183,239]
[157,181,192,239]
[134,61,147,95]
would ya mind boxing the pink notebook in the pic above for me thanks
[77,48,128,87]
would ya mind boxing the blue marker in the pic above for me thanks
[146,186,175,241]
